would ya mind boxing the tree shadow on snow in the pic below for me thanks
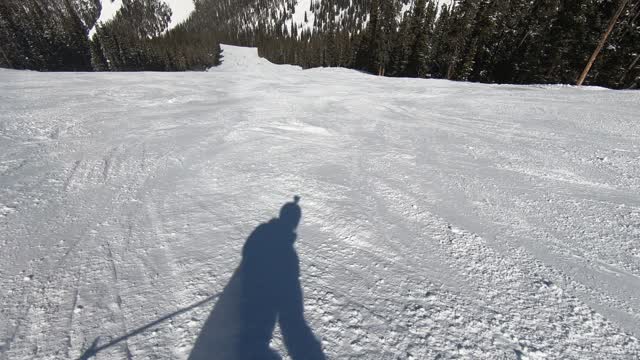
[188,196,326,360]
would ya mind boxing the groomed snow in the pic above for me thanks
[1,45,640,359]
[212,45,302,73]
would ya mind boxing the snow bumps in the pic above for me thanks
[1,46,640,359]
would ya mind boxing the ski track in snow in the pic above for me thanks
[1,46,640,359]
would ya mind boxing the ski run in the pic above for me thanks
[1,45,640,359]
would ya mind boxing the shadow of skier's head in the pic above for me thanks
[278,195,301,233]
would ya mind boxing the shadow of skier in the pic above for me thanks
[189,196,326,360]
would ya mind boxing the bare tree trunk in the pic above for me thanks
[447,60,455,79]
[618,52,640,84]
[577,0,629,86]
[0,45,11,68]
[517,31,531,48]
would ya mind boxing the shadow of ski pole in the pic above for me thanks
[77,292,221,360]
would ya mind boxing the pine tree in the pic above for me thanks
[406,0,437,77]
[430,3,453,78]
[390,7,413,76]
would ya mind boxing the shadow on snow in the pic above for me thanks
[77,196,325,360]
[189,195,325,360]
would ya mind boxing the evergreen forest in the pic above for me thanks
[1,0,638,88]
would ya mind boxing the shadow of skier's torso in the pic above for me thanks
[189,198,325,360]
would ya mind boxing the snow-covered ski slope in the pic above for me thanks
[1,45,640,359]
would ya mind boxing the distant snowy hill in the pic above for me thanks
[212,45,302,72]
[89,0,195,37]
[228,0,452,35]
[190,0,453,39]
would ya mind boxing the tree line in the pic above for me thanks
[249,0,639,89]
[0,0,222,72]
[1,0,638,89]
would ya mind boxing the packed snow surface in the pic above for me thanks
[1,45,640,359]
